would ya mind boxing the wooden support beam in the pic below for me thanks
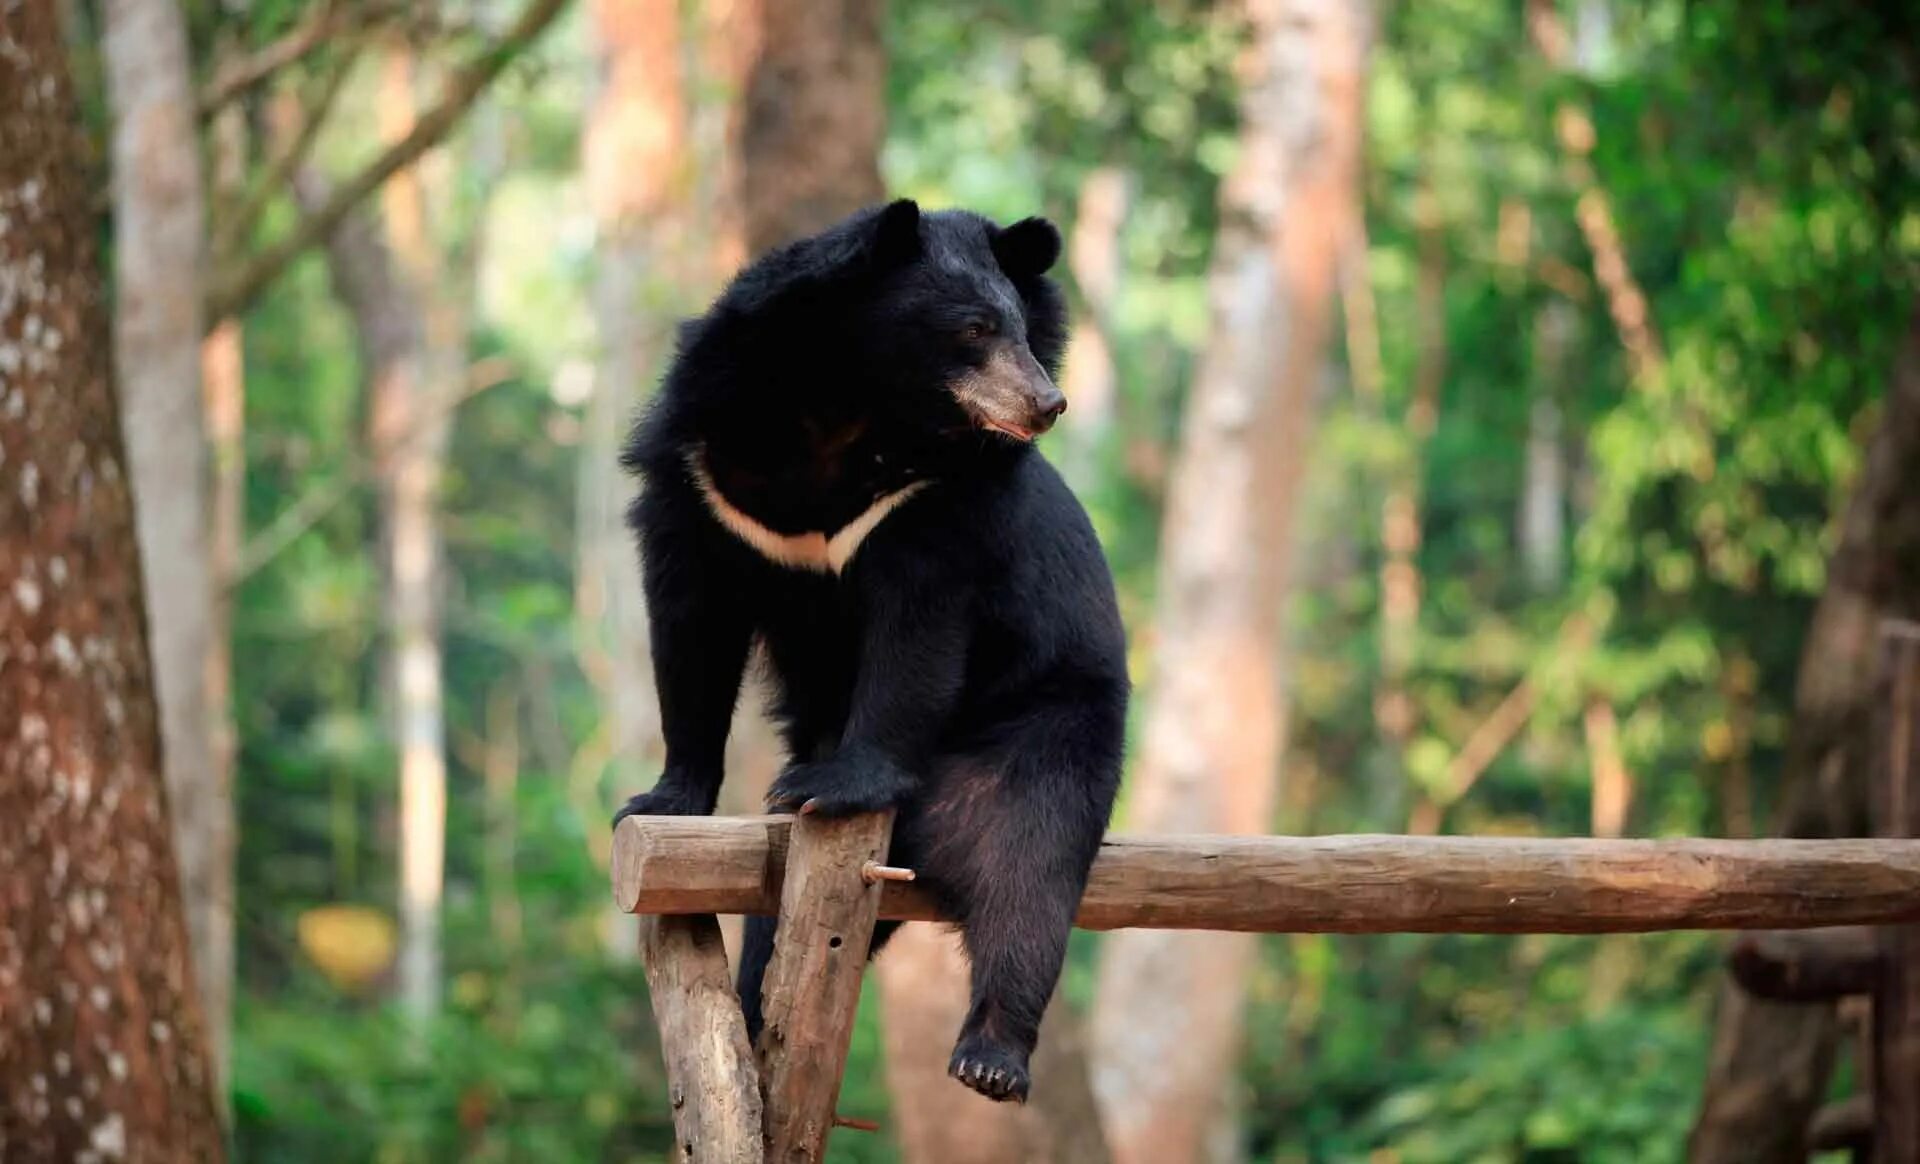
[1871,621,1920,1163]
[613,816,1920,934]
[1808,1095,1873,1156]
[1727,928,1883,1002]
[753,811,894,1163]
[637,914,763,1164]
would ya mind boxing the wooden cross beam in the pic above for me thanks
[615,818,1920,935]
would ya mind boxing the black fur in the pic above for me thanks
[615,201,1128,1103]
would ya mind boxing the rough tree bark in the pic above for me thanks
[101,0,232,1087]
[1090,3,1369,1162]
[1689,307,1920,1161]
[0,4,225,1154]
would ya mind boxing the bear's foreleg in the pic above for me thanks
[764,559,969,816]
[613,488,754,825]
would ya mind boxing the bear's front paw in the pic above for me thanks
[611,779,713,828]
[765,754,915,817]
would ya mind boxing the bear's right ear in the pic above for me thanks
[867,198,923,266]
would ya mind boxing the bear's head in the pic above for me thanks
[703,199,1071,451]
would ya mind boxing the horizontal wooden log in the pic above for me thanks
[1727,928,1883,1001]
[611,816,1920,934]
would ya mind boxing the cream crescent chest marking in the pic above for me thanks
[687,450,932,575]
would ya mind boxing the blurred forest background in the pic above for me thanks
[5,0,1920,1160]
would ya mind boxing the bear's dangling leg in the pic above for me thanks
[946,876,1076,1103]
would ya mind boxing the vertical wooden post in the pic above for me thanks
[639,914,764,1164]
[755,810,895,1163]
[1873,620,1920,1163]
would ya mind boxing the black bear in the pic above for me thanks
[614,199,1128,1103]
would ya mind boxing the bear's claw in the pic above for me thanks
[947,1037,1030,1103]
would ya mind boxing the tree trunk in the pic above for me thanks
[581,0,687,960]
[0,5,224,1154]
[1520,301,1572,592]
[198,41,249,1101]
[101,0,231,1088]
[1689,306,1920,1161]
[1090,4,1369,1162]
[735,0,887,257]
[289,90,444,1035]
[372,46,466,1034]
[1059,167,1130,495]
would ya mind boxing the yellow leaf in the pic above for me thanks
[297,904,397,994]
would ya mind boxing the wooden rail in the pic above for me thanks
[614,819,1920,934]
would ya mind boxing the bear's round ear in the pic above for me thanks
[992,217,1061,278]
[870,199,923,266]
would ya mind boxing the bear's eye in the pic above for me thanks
[962,319,997,342]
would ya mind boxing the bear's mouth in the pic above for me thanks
[977,416,1037,443]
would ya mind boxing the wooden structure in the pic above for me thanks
[614,621,1920,1163]
[1726,622,1920,1161]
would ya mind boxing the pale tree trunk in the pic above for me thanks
[1690,305,1920,1161]
[580,0,686,960]
[197,37,248,1102]
[101,0,233,1093]
[1091,4,1369,1163]
[696,0,759,276]
[373,46,472,1034]
[292,117,437,1038]
[1520,301,1572,593]
[1059,167,1130,495]
[0,5,224,1153]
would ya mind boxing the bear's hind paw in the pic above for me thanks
[947,1036,1030,1103]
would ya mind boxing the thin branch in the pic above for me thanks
[1407,615,1593,834]
[204,0,570,326]
[213,42,362,264]
[197,1,351,115]
[1527,0,1664,388]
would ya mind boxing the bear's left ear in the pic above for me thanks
[869,199,923,266]
[992,217,1062,278]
